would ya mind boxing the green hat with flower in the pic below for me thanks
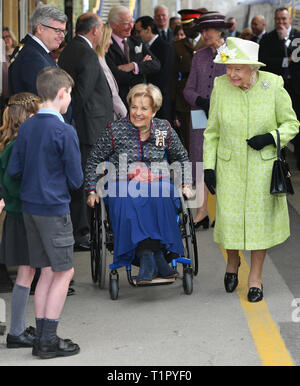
[214,37,266,67]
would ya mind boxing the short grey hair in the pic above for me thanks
[248,64,261,71]
[30,4,68,34]
[154,5,169,15]
[108,6,130,25]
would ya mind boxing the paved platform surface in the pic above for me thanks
[0,149,300,367]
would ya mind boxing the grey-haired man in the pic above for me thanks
[9,4,67,95]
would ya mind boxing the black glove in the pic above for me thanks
[195,96,210,116]
[246,133,275,150]
[204,169,216,195]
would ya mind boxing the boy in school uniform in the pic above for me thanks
[8,66,83,359]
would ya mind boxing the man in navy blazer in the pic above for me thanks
[9,4,67,95]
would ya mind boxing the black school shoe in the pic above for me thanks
[37,337,80,359]
[6,326,35,348]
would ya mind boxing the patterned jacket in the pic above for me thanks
[85,117,192,191]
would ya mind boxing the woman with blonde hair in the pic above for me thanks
[2,27,17,59]
[96,24,127,120]
[0,92,40,348]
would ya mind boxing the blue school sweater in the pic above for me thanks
[7,112,83,216]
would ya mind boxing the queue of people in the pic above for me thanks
[0,3,299,360]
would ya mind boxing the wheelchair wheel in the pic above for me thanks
[90,203,100,283]
[183,268,193,295]
[90,201,107,289]
[187,207,199,276]
[179,196,199,276]
[98,199,107,289]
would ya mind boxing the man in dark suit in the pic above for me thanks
[106,5,161,107]
[259,7,300,167]
[135,16,173,122]
[9,4,67,95]
[154,5,174,44]
[250,15,266,44]
[58,13,114,248]
[225,17,241,38]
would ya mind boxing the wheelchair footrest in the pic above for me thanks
[133,277,176,286]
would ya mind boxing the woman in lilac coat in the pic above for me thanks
[183,12,232,228]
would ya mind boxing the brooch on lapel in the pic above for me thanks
[261,81,269,89]
[135,44,143,54]
[155,129,167,147]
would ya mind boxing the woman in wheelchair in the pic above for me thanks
[85,83,193,285]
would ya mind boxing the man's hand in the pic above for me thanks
[277,25,289,40]
[142,55,152,62]
[118,63,135,72]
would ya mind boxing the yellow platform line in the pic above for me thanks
[207,193,294,366]
[220,245,294,366]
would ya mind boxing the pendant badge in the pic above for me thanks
[155,129,167,147]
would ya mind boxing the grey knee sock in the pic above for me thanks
[9,283,30,336]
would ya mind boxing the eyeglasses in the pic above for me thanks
[41,24,67,37]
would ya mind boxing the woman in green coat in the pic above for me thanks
[203,37,299,302]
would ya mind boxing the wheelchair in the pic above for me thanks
[90,193,199,300]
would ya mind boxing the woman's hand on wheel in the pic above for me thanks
[182,184,195,199]
[87,193,100,208]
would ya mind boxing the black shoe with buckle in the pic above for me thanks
[224,272,238,293]
[224,257,241,293]
[32,336,72,356]
[247,285,263,303]
[6,326,36,348]
[37,337,80,359]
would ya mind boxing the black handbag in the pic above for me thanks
[270,129,294,195]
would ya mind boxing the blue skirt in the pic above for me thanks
[104,180,184,267]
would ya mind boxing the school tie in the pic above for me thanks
[122,39,130,63]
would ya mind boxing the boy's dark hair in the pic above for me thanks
[135,16,159,35]
[36,67,74,101]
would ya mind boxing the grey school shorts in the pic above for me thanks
[23,213,74,272]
